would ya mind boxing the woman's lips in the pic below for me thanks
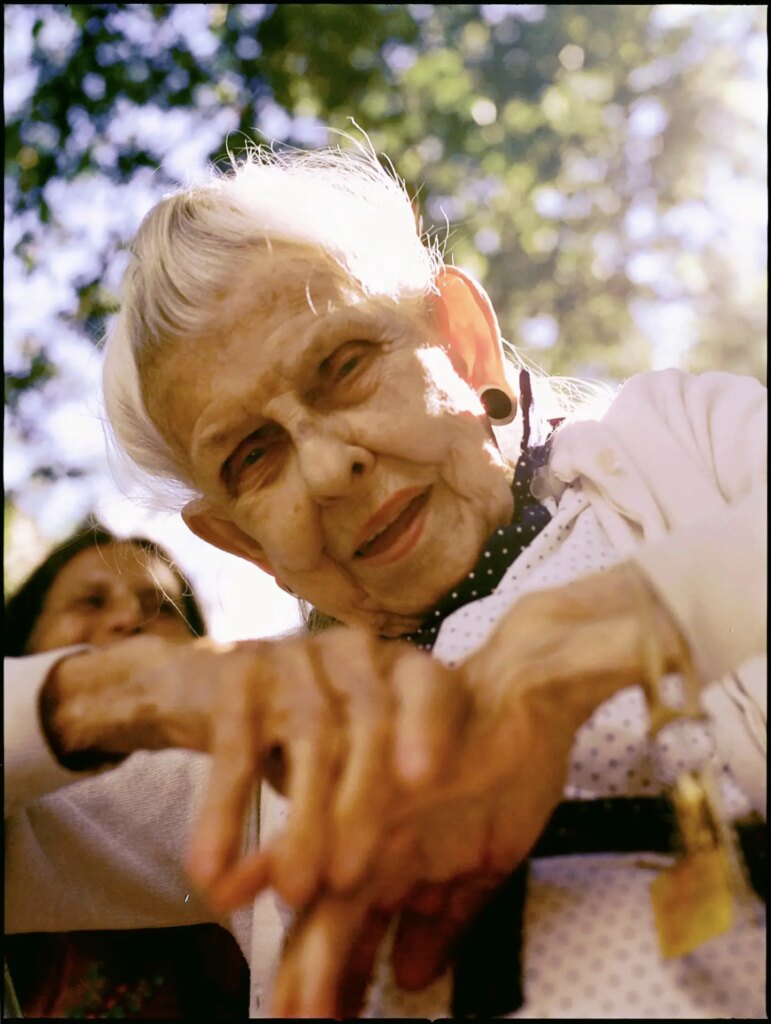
[354,489,431,566]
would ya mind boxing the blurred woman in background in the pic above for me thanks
[5,525,205,657]
[5,525,249,1020]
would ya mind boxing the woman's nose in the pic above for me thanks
[297,434,374,503]
[101,592,145,638]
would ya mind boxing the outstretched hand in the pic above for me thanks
[196,563,686,1017]
[45,625,471,911]
[198,650,577,1018]
[182,627,472,907]
[43,561,688,1017]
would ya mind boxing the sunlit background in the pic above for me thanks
[4,4,767,640]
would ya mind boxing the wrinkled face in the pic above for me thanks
[27,542,195,654]
[146,259,513,634]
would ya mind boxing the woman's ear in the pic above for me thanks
[431,266,511,392]
[182,498,276,579]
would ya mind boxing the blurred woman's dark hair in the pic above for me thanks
[4,524,206,656]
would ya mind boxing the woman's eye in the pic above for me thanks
[224,424,287,494]
[243,447,264,466]
[321,340,375,386]
[144,596,177,618]
[336,356,361,381]
[79,594,105,610]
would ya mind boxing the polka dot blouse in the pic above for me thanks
[362,484,766,1020]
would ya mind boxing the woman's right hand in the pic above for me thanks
[44,627,473,908]
[180,627,472,907]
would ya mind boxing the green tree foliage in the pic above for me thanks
[4,4,766,559]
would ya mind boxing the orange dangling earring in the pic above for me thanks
[478,385,517,426]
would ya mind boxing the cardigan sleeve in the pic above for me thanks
[550,370,766,814]
[631,488,766,682]
[621,371,767,816]
[619,370,766,680]
[4,651,92,816]
[4,748,223,934]
[4,653,255,952]
[3,653,219,932]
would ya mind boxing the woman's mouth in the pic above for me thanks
[354,489,431,566]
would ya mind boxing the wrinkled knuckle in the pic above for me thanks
[392,647,430,686]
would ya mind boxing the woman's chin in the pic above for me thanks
[335,604,424,637]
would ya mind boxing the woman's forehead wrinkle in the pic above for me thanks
[181,272,371,474]
[186,326,313,472]
[192,424,238,463]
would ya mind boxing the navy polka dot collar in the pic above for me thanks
[404,371,556,651]
[403,441,553,650]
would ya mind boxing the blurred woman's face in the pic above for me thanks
[26,541,195,654]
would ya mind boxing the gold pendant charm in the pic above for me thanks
[633,574,749,961]
[650,770,741,959]
[650,845,734,958]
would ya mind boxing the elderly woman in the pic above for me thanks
[7,146,765,1019]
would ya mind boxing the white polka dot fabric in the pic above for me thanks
[432,486,615,667]
[517,855,765,1019]
[361,484,766,1019]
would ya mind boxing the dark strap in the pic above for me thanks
[451,864,529,1019]
[451,798,766,1018]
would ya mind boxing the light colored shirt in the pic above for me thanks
[361,486,765,1018]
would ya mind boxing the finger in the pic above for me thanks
[369,821,421,912]
[262,640,342,907]
[296,894,374,1018]
[272,736,337,907]
[339,905,392,1019]
[271,889,373,1018]
[328,724,390,891]
[205,846,272,912]
[391,888,457,990]
[405,881,449,916]
[314,629,397,892]
[392,875,502,990]
[186,675,260,891]
[391,650,470,789]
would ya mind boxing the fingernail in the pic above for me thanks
[397,742,432,785]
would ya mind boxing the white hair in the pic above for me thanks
[102,139,613,505]
[102,140,443,497]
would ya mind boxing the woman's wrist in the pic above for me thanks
[40,650,129,768]
[38,637,203,766]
